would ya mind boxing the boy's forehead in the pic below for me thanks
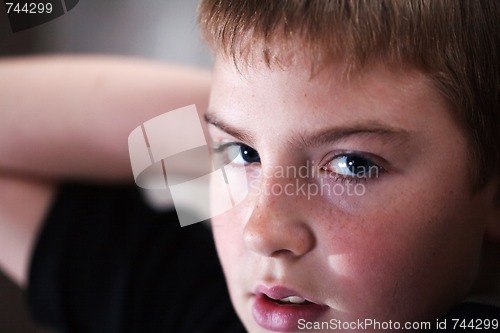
[211,47,429,94]
[208,54,458,151]
[212,54,433,103]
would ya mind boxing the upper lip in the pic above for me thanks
[254,285,321,304]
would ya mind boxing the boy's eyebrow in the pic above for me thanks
[204,112,255,144]
[204,112,411,147]
[296,122,411,148]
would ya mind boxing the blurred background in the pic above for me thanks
[0,0,211,63]
[0,1,211,331]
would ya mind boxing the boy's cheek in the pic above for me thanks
[322,249,415,319]
[315,185,485,315]
[317,219,464,321]
[344,203,482,309]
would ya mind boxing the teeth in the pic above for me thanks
[279,296,306,304]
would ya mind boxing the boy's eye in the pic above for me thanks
[212,142,261,166]
[323,154,380,178]
[238,144,261,164]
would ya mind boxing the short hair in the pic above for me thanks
[198,0,500,190]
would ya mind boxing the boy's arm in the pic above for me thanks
[0,56,211,287]
[0,55,211,181]
[0,175,55,287]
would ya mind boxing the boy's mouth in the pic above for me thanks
[252,285,328,332]
[274,295,311,305]
[254,285,318,305]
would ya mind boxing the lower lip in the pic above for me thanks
[252,294,328,332]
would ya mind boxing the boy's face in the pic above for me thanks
[206,56,497,332]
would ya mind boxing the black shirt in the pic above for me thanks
[27,183,245,333]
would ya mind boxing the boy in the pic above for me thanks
[1,0,499,332]
[199,0,500,331]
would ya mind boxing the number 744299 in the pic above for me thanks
[5,2,53,14]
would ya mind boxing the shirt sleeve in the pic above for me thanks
[27,183,245,333]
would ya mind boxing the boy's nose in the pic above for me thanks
[243,176,316,258]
